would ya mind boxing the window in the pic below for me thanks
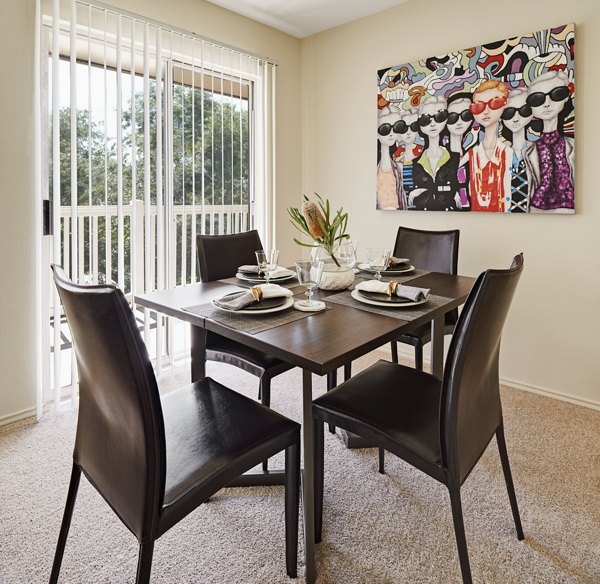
[37,0,276,412]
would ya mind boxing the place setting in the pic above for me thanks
[184,253,330,334]
[351,279,430,308]
[357,247,415,279]
[235,249,296,284]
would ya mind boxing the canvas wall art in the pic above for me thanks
[376,24,575,213]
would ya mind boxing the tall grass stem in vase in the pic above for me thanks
[287,193,350,267]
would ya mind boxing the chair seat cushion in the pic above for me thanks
[161,378,299,511]
[313,360,442,464]
[206,331,289,375]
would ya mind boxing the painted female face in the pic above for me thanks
[447,98,473,137]
[377,112,401,148]
[418,101,448,139]
[501,91,532,133]
[526,76,569,121]
[471,88,507,129]
[399,111,419,145]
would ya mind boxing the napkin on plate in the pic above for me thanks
[381,256,411,271]
[213,283,293,310]
[237,265,294,278]
[355,279,429,301]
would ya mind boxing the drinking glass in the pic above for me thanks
[336,241,358,270]
[365,248,391,281]
[295,260,325,311]
[255,249,279,284]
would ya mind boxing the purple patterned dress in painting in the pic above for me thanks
[529,130,575,211]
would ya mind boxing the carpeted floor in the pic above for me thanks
[1,347,599,583]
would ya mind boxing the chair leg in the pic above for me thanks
[390,341,399,363]
[260,377,272,472]
[414,342,424,371]
[49,463,81,584]
[343,362,352,381]
[448,485,473,584]
[284,440,300,578]
[314,419,325,544]
[259,376,271,408]
[496,425,525,540]
[378,448,385,474]
[326,370,337,434]
[136,539,155,584]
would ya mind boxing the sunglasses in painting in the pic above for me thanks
[447,110,474,125]
[469,95,508,115]
[418,110,448,127]
[501,104,532,121]
[526,85,570,108]
[377,119,419,136]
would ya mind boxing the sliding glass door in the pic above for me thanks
[37,0,276,414]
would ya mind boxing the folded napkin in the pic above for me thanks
[213,284,293,310]
[388,256,410,268]
[238,265,293,278]
[355,279,429,301]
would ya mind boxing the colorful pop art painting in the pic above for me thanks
[376,24,575,213]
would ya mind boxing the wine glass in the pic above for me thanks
[365,248,391,281]
[336,241,358,270]
[255,249,279,284]
[294,260,325,311]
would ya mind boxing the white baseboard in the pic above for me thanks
[393,345,600,412]
[500,376,600,411]
[0,407,37,428]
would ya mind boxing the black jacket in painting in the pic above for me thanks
[410,149,460,211]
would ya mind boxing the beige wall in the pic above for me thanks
[1,0,598,424]
[0,0,301,423]
[300,0,600,407]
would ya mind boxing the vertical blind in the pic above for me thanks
[35,0,278,416]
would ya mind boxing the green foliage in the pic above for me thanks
[287,193,350,267]
[54,65,250,290]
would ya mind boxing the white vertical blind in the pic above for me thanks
[36,0,277,413]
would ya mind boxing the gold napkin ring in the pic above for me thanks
[250,286,263,302]
[387,257,394,268]
[387,280,399,299]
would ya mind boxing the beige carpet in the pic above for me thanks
[1,348,599,583]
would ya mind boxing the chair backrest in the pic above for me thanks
[52,265,165,539]
[393,226,459,274]
[394,226,460,325]
[196,230,263,283]
[440,254,524,484]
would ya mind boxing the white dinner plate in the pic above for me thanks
[357,263,415,276]
[351,289,428,308]
[235,272,295,283]
[212,296,294,314]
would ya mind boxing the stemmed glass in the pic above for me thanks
[294,260,325,311]
[365,248,391,281]
[255,249,279,284]
[336,241,358,270]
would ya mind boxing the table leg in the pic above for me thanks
[430,315,444,379]
[190,325,207,382]
[302,369,317,584]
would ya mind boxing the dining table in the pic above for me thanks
[135,268,475,583]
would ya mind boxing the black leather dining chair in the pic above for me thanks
[196,231,294,413]
[49,265,300,583]
[390,226,460,370]
[312,254,525,584]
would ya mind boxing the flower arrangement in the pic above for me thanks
[287,193,350,267]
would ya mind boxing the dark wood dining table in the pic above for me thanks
[135,270,474,583]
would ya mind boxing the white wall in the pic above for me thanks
[0,0,302,424]
[300,0,600,407]
[2,0,598,424]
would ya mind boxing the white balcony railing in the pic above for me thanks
[58,202,250,293]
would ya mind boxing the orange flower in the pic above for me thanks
[301,201,325,239]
